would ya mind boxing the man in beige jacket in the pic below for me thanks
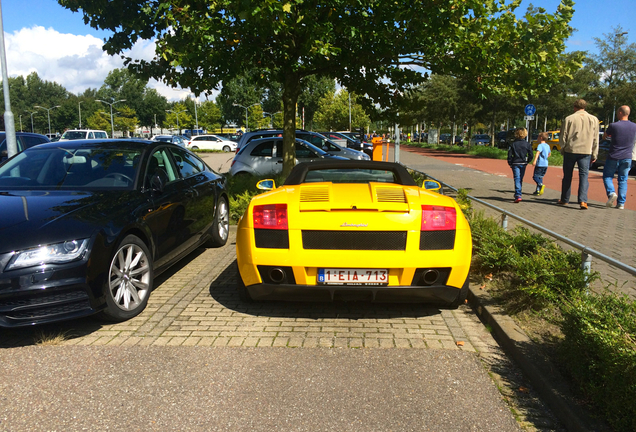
[558,99,599,210]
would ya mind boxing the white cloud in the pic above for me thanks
[3,26,201,101]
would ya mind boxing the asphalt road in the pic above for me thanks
[0,347,520,431]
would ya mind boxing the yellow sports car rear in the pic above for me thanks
[236,161,471,307]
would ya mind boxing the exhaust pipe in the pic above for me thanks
[269,268,286,284]
[421,269,439,286]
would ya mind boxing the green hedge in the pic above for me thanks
[458,193,636,431]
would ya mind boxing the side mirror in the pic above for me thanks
[424,180,442,192]
[256,179,276,190]
[150,169,168,194]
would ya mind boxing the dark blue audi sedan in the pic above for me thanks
[0,139,229,327]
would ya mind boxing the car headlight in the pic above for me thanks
[362,153,370,160]
[6,239,89,271]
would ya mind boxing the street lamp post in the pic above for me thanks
[192,96,199,135]
[233,103,260,131]
[18,114,22,132]
[262,111,281,128]
[34,105,61,136]
[96,99,125,138]
[27,111,36,133]
[166,109,186,135]
[78,101,83,129]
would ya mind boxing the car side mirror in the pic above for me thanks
[424,180,442,192]
[150,169,168,194]
[256,179,276,190]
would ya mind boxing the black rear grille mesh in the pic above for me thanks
[420,231,456,250]
[302,230,407,250]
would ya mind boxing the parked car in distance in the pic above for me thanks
[150,135,187,147]
[470,134,491,146]
[319,131,373,157]
[215,132,242,142]
[59,129,109,141]
[591,138,636,174]
[235,160,472,306]
[0,132,51,162]
[531,130,561,151]
[45,133,60,141]
[230,137,347,177]
[236,130,369,160]
[0,139,229,327]
[187,134,237,152]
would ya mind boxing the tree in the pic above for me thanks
[85,111,110,131]
[59,0,576,176]
[164,102,192,133]
[113,105,139,136]
[197,101,222,131]
[314,90,370,131]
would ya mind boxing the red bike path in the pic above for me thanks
[400,146,636,211]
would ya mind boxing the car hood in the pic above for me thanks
[0,190,138,253]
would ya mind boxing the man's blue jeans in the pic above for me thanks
[603,157,632,205]
[561,153,591,204]
[511,165,526,198]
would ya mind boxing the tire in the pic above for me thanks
[191,146,199,151]
[222,145,231,152]
[206,197,229,247]
[448,273,469,309]
[236,262,252,302]
[100,235,153,321]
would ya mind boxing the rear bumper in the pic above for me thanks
[246,282,462,304]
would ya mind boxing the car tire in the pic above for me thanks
[448,274,469,309]
[236,262,253,302]
[222,145,231,152]
[191,146,199,150]
[205,197,229,247]
[100,235,153,322]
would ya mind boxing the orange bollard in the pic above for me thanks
[372,137,383,161]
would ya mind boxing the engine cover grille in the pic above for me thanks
[302,230,407,250]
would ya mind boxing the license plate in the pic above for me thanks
[317,268,388,286]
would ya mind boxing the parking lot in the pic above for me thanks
[1,227,498,353]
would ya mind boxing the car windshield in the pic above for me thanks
[0,147,142,190]
[303,168,398,184]
[61,131,87,140]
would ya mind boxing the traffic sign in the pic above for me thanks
[524,115,535,121]
[524,104,536,116]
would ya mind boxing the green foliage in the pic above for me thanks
[314,91,370,131]
[559,293,636,431]
[467,206,634,430]
[470,213,592,309]
[226,173,286,224]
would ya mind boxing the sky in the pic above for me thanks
[2,0,635,102]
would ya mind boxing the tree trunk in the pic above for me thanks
[281,73,302,177]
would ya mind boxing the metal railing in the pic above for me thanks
[406,165,636,280]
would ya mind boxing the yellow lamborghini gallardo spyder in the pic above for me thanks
[236,160,472,307]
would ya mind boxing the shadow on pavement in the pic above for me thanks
[210,260,445,320]
[0,247,207,348]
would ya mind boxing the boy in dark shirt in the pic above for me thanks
[507,128,534,203]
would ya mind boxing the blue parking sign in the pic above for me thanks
[524,104,536,116]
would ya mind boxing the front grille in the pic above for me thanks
[255,229,289,249]
[302,230,407,250]
[8,299,91,320]
[0,290,89,310]
[419,231,456,250]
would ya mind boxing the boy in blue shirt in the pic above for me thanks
[532,132,551,195]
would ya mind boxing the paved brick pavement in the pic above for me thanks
[397,145,636,298]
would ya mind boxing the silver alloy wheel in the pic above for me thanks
[108,243,151,311]
[217,199,229,241]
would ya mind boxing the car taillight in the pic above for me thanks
[253,204,288,230]
[421,205,456,231]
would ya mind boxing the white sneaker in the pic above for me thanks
[617,204,625,210]
[606,192,618,207]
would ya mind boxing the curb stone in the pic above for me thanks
[468,285,610,432]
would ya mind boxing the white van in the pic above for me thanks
[59,129,109,141]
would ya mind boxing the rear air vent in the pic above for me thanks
[300,186,330,202]
[375,187,406,203]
